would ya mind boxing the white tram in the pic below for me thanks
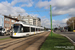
[11,22,44,37]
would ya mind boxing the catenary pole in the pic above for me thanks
[50,5,52,36]
[73,21,74,29]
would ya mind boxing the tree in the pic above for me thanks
[67,17,75,30]
[44,27,46,31]
[68,26,73,31]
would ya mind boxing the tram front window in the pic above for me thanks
[13,24,20,33]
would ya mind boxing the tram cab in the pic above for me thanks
[12,24,22,37]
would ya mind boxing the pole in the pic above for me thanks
[73,21,74,29]
[50,5,52,36]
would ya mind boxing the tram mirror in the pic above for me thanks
[21,28,23,31]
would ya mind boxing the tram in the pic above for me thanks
[11,21,44,37]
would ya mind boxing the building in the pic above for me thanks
[23,15,41,26]
[0,14,41,30]
[4,15,20,30]
[0,15,20,30]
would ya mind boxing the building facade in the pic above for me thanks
[23,15,41,26]
[0,14,41,30]
[4,15,19,30]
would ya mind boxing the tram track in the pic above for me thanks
[13,31,50,50]
[0,32,44,43]
[13,35,44,50]
[0,38,23,43]
[0,32,45,43]
[0,32,49,50]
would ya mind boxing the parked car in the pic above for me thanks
[0,28,11,36]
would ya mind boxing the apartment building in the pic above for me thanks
[0,15,20,30]
[4,15,20,30]
[23,15,41,26]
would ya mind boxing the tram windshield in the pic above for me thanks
[13,24,20,33]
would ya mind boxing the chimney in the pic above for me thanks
[9,14,11,17]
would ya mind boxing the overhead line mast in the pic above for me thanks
[50,5,53,36]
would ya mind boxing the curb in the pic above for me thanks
[60,34,75,45]
[54,32,75,45]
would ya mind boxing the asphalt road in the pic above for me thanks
[54,31,75,42]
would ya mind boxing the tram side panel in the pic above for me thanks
[12,25,44,37]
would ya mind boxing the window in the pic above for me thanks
[22,21,26,24]
[24,19,28,20]
[11,20,15,22]
[23,27,30,32]
[13,26,19,33]
[30,19,32,20]
[33,19,36,25]
[5,23,10,27]
[30,23,33,25]
[26,21,28,24]
[29,20,32,22]
[31,28,35,32]
[5,18,10,21]
[36,28,40,31]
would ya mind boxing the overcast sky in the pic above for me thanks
[0,0,74,28]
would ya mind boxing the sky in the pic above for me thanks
[0,0,75,28]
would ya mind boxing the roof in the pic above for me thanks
[14,22,44,29]
[4,15,20,21]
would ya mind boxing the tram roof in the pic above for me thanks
[14,22,44,29]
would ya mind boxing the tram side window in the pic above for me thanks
[23,27,29,32]
[31,28,35,32]
[19,25,23,33]
[41,29,43,31]
[39,29,40,31]
[36,28,38,31]
[20,27,23,33]
[36,28,40,31]
[41,29,42,31]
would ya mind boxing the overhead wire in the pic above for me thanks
[26,10,50,12]
[28,0,43,16]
